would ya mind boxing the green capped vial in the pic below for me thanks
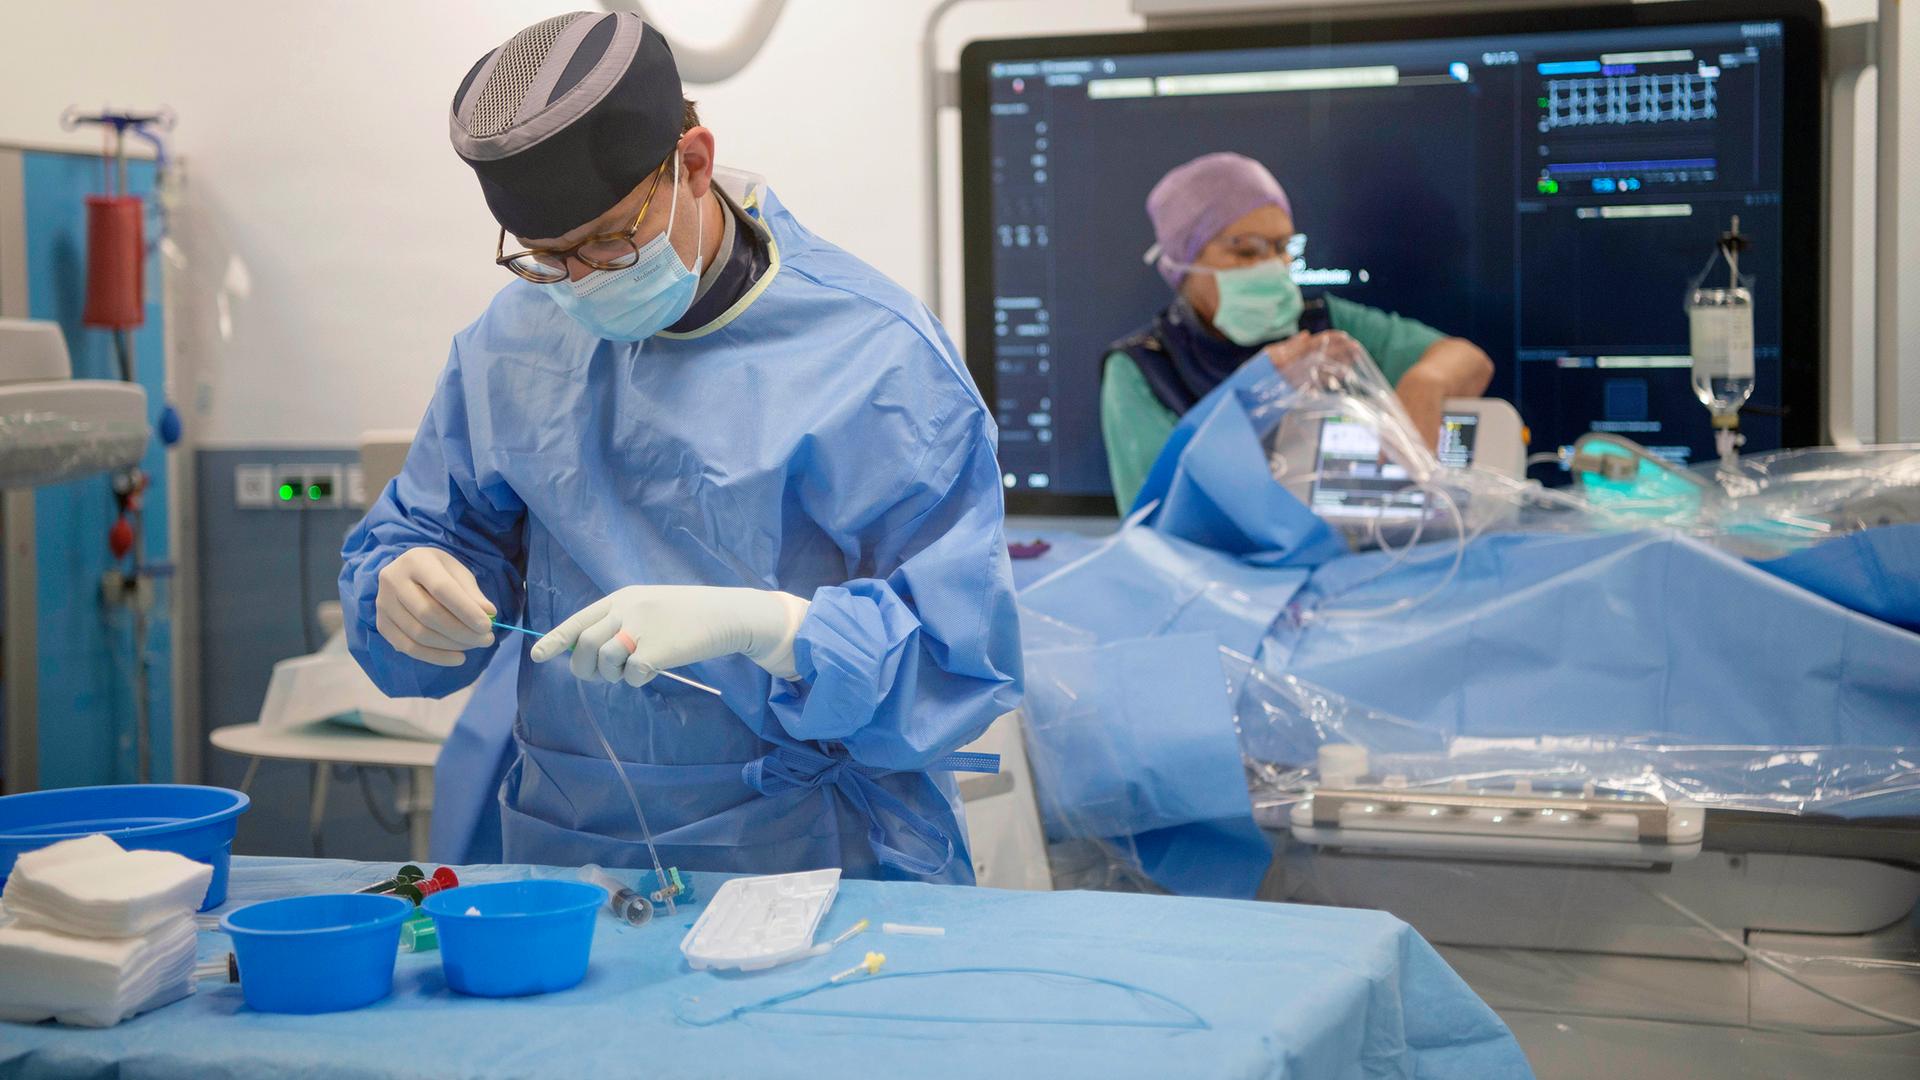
[400,911,439,953]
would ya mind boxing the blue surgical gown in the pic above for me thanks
[340,181,1022,883]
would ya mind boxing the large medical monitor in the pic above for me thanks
[960,1,1824,515]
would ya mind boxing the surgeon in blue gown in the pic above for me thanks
[340,11,1021,882]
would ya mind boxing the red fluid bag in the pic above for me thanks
[83,195,144,330]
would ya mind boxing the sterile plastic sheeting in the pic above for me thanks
[1675,444,1920,559]
[1139,331,1433,562]
[1018,522,1920,892]
[1553,440,1920,560]
[1267,528,1920,783]
[1755,522,1920,632]
[1137,334,1651,570]
[1144,363,1350,565]
[1018,632,1271,900]
[1017,602,1101,652]
[0,412,147,488]
[1228,654,1920,821]
[1169,334,1920,566]
[1012,335,1920,899]
[1018,526,1310,661]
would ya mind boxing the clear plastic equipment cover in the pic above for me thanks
[1263,333,1920,560]
[1014,335,1920,899]
[0,411,148,489]
[1231,651,1920,825]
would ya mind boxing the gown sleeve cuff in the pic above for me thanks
[781,583,913,743]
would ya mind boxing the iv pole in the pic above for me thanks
[60,106,176,784]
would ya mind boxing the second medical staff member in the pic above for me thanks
[340,12,1020,882]
[1103,153,1494,510]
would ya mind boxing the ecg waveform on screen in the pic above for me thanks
[1543,74,1718,129]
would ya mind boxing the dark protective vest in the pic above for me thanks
[1109,296,1332,415]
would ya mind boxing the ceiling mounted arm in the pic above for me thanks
[599,0,788,84]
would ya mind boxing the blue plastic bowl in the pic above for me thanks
[422,880,605,998]
[221,893,412,1014]
[0,785,249,909]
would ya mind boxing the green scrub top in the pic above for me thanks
[1101,295,1445,512]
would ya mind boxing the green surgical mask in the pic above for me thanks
[1208,258,1304,346]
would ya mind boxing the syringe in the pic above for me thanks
[580,864,654,927]
[193,953,238,983]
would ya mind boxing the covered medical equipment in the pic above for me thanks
[340,174,1022,882]
[257,631,472,742]
[1010,335,1920,1070]
[1022,337,1920,886]
[1568,436,1920,559]
[0,317,147,489]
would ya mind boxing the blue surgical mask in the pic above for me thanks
[1207,258,1304,346]
[544,152,704,342]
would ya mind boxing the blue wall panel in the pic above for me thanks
[197,448,413,861]
[22,151,173,787]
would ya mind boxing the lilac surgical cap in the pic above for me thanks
[1146,152,1293,287]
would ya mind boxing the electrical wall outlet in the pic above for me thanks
[269,464,344,509]
[235,464,275,508]
[235,462,354,509]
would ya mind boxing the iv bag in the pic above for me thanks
[1687,285,1754,416]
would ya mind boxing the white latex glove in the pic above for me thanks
[530,585,811,688]
[374,547,497,666]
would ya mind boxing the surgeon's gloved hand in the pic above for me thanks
[531,585,812,688]
[374,547,498,666]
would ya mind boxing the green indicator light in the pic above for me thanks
[1537,97,1548,108]
[307,484,323,501]
[277,483,295,501]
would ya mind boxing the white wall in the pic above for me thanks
[1890,0,1920,442]
[0,0,1909,444]
[0,0,1135,446]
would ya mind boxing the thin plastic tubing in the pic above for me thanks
[580,708,675,916]
[1639,882,1920,1032]
[1302,480,1468,623]
[683,966,1211,1030]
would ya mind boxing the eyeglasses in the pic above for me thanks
[494,161,669,284]
[1206,233,1307,266]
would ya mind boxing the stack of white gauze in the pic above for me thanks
[0,834,212,1027]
